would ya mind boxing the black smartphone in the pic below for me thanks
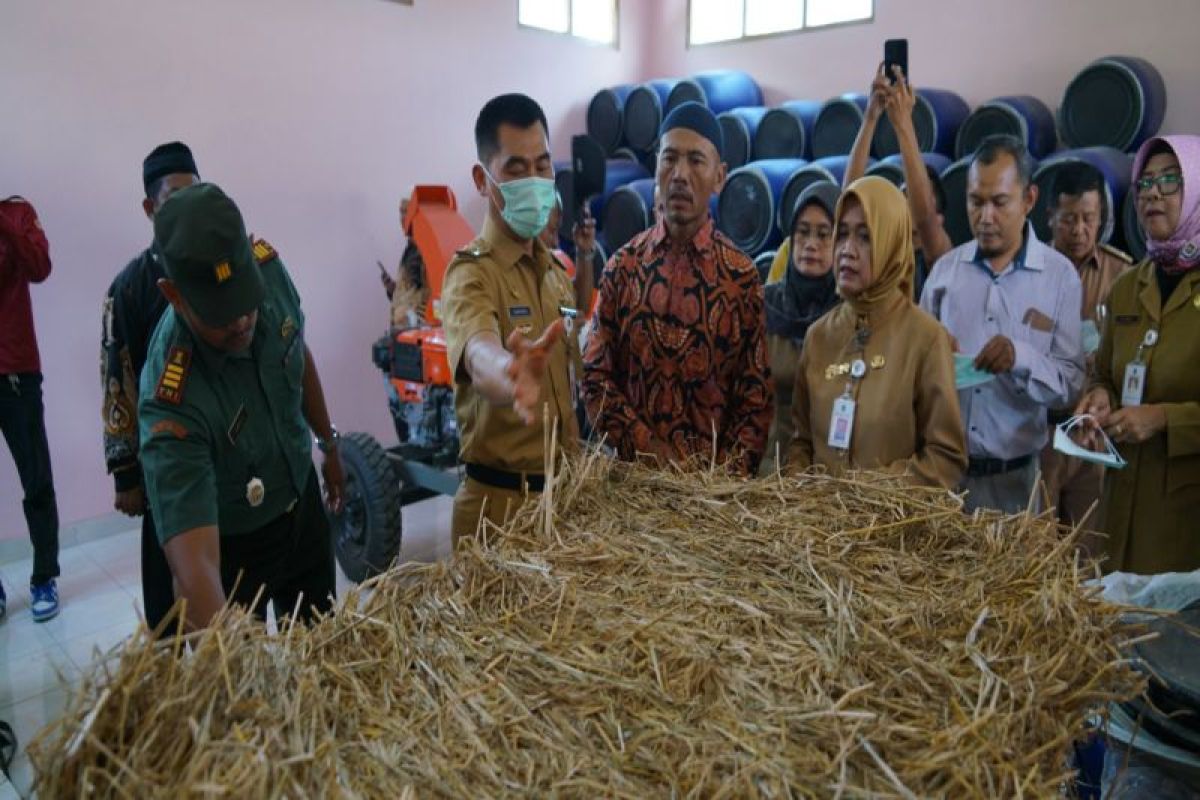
[884,38,908,83]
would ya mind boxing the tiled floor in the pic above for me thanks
[0,495,452,799]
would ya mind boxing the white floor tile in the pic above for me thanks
[0,612,59,663]
[59,622,137,677]
[37,589,141,646]
[0,640,76,709]
[0,685,73,798]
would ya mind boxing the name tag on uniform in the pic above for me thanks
[1115,314,1140,325]
[1121,363,1146,407]
[828,396,856,451]
[508,305,532,318]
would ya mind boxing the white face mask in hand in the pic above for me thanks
[1052,415,1127,469]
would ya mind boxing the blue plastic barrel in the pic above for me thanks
[956,95,1057,159]
[778,156,863,234]
[587,84,636,155]
[812,94,869,159]
[623,79,680,152]
[866,152,954,189]
[718,106,770,170]
[668,69,764,115]
[602,177,657,254]
[1032,147,1132,244]
[753,100,824,161]
[872,88,970,158]
[717,158,808,256]
[1059,56,1167,152]
[940,156,974,246]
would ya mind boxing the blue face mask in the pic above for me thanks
[483,167,556,240]
[953,353,996,390]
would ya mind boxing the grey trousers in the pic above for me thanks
[961,459,1040,515]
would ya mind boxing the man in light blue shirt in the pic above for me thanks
[920,135,1084,513]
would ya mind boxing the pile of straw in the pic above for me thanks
[30,455,1143,797]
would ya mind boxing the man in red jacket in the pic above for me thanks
[0,196,60,623]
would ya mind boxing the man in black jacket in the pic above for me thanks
[100,141,199,632]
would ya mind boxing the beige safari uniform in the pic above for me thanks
[1040,243,1133,531]
[441,217,581,547]
[1089,261,1200,574]
[788,296,967,489]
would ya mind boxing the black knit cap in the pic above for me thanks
[659,101,724,158]
[143,142,199,195]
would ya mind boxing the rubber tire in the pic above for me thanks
[330,432,402,582]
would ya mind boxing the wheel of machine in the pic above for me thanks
[330,431,402,582]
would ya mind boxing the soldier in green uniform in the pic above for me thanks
[138,182,344,631]
[441,93,585,547]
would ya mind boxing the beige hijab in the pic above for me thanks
[834,176,915,315]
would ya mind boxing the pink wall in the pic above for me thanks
[644,0,1200,135]
[0,0,651,537]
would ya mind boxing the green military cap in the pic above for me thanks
[154,182,265,327]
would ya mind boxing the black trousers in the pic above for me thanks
[140,509,176,634]
[218,468,336,626]
[0,373,59,584]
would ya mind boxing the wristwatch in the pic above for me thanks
[314,426,341,454]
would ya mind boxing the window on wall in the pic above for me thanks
[519,0,618,45]
[689,0,872,45]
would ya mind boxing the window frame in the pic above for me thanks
[686,0,874,49]
[516,0,621,49]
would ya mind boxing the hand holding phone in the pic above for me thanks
[884,39,908,85]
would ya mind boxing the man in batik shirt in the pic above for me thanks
[583,102,772,476]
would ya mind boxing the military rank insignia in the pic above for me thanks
[155,346,191,405]
[252,238,278,264]
[214,260,232,283]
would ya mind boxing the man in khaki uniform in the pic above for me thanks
[441,93,584,547]
[1039,163,1133,531]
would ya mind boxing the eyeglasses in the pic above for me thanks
[1135,173,1183,196]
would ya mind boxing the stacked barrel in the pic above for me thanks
[575,54,1167,268]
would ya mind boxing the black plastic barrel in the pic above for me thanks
[956,95,1057,160]
[717,158,808,256]
[718,106,769,170]
[872,88,970,158]
[667,69,764,115]
[558,159,650,237]
[940,157,974,246]
[587,85,636,155]
[753,100,823,161]
[602,177,657,254]
[812,94,869,159]
[866,152,953,188]
[622,79,679,152]
[1031,147,1132,244]
[1121,190,1147,262]
[1059,56,1167,152]
[777,156,859,234]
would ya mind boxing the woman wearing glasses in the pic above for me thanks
[1076,135,1200,574]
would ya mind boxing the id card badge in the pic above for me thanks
[1121,361,1146,407]
[827,395,856,450]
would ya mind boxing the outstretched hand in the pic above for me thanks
[506,318,566,425]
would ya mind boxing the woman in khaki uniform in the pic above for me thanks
[760,182,840,475]
[1076,135,1200,574]
[788,176,966,488]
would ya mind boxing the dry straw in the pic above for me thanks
[30,454,1143,797]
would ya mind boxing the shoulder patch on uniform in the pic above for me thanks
[252,237,278,265]
[455,239,491,260]
[155,346,191,405]
[149,419,189,440]
[1099,243,1134,264]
